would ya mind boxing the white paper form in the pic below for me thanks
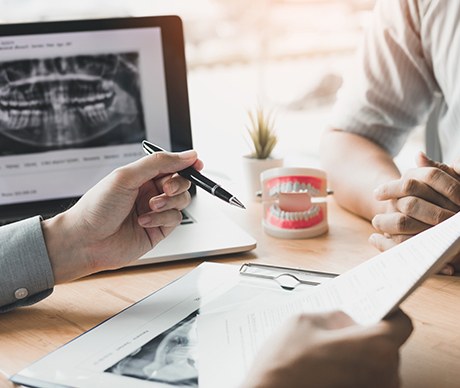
[197,212,460,388]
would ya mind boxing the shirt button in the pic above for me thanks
[14,288,29,299]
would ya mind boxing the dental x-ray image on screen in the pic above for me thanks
[0,52,145,156]
[106,310,199,387]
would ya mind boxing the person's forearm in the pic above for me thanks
[320,129,401,220]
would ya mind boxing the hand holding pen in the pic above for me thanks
[142,140,246,209]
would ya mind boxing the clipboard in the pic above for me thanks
[10,261,333,388]
[239,262,337,290]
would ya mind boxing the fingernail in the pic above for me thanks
[151,197,166,210]
[373,186,382,198]
[138,215,150,227]
[179,149,197,159]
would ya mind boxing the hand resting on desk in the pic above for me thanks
[243,310,413,388]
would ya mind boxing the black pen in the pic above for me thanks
[142,140,246,209]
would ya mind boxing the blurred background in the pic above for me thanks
[0,1,420,181]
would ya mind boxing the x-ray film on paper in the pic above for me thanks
[0,52,145,156]
[106,310,199,387]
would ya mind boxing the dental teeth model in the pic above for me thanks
[261,167,329,239]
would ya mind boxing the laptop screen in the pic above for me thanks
[0,16,193,219]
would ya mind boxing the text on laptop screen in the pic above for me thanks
[0,27,171,205]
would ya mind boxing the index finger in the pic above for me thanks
[411,167,460,206]
[114,150,199,190]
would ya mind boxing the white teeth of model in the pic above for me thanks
[309,206,320,217]
[294,182,300,191]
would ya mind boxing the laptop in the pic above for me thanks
[0,16,256,265]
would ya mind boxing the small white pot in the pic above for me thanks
[242,155,283,201]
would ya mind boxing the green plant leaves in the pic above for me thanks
[246,108,277,159]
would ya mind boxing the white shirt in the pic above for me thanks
[331,0,460,164]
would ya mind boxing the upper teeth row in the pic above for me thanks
[268,182,320,197]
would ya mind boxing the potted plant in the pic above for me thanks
[243,107,283,200]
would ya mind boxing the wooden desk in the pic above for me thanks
[0,199,459,387]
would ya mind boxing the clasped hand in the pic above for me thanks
[370,152,460,274]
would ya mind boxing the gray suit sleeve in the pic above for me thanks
[0,216,55,312]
